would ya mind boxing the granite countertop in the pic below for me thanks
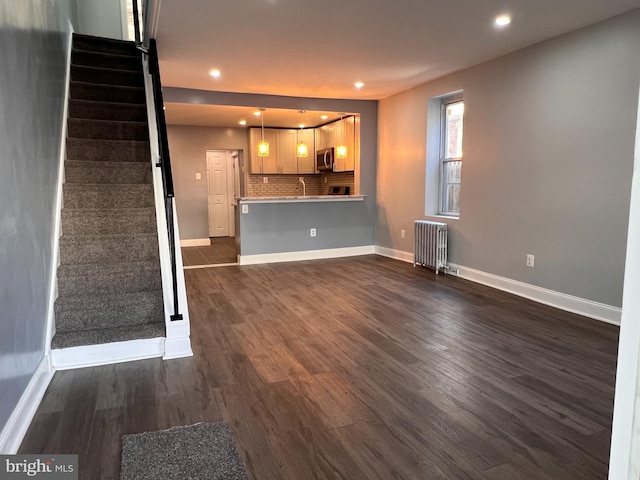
[237,195,365,204]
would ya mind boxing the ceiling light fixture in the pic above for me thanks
[257,108,269,157]
[209,69,221,78]
[296,110,308,158]
[494,14,511,27]
[238,119,247,126]
[354,82,364,89]
[321,115,329,120]
[336,113,347,159]
[253,111,262,116]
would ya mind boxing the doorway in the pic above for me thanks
[181,150,242,268]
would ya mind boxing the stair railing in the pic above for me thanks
[133,0,183,322]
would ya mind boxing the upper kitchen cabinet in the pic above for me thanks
[296,129,315,174]
[333,116,355,172]
[249,127,314,174]
[249,128,278,174]
[277,129,298,174]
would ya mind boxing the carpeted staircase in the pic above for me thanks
[52,34,165,351]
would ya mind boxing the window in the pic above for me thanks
[440,97,464,216]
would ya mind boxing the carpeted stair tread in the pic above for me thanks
[73,33,139,56]
[71,49,142,71]
[71,64,144,88]
[69,99,147,122]
[64,160,153,184]
[70,81,145,104]
[62,208,157,235]
[55,290,164,333]
[63,183,155,208]
[66,138,150,162]
[59,233,159,265]
[51,323,166,350]
[68,118,149,141]
[57,261,162,296]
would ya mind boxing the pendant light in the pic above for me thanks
[257,108,269,157]
[296,110,308,158]
[336,113,348,159]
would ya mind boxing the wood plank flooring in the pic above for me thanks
[20,255,619,479]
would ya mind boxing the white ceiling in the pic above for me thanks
[156,0,640,127]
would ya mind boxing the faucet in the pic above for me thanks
[298,177,306,196]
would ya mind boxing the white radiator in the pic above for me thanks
[413,220,448,274]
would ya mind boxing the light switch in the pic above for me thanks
[195,172,202,180]
[241,204,249,214]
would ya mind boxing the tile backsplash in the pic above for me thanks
[246,171,355,197]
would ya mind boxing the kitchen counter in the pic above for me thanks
[238,195,365,204]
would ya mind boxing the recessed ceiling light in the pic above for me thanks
[239,120,247,126]
[298,123,305,129]
[494,14,511,27]
[253,111,262,116]
[209,69,221,78]
[321,115,329,120]
[354,82,364,89]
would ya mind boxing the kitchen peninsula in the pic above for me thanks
[236,194,371,265]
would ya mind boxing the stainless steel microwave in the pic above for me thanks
[316,147,334,171]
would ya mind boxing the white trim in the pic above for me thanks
[0,357,54,454]
[142,55,192,359]
[45,21,74,358]
[448,262,621,325]
[609,79,640,480]
[52,337,165,370]
[239,245,375,265]
[374,246,413,263]
[163,319,192,359]
[180,238,210,247]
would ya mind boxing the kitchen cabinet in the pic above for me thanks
[315,125,328,151]
[296,129,315,174]
[249,128,278,174]
[333,116,355,172]
[250,128,314,174]
[277,129,298,174]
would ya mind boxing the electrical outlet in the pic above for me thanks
[241,204,248,214]
[400,229,406,239]
[526,254,535,268]
[310,228,317,237]
[263,177,268,184]
[195,172,202,180]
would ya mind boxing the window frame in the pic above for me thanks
[439,94,464,217]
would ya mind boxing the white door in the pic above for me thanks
[206,151,230,237]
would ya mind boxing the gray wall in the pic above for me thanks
[0,0,74,435]
[167,125,249,240]
[377,10,640,307]
[76,0,123,40]
[239,201,373,256]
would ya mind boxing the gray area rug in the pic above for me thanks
[120,422,248,480]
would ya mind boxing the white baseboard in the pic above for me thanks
[374,246,413,263]
[180,238,211,247]
[163,337,193,359]
[448,262,622,325]
[52,337,165,370]
[0,357,54,454]
[239,245,375,265]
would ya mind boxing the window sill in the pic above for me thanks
[428,214,459,221]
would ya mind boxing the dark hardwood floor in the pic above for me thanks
[20,255,619,479]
